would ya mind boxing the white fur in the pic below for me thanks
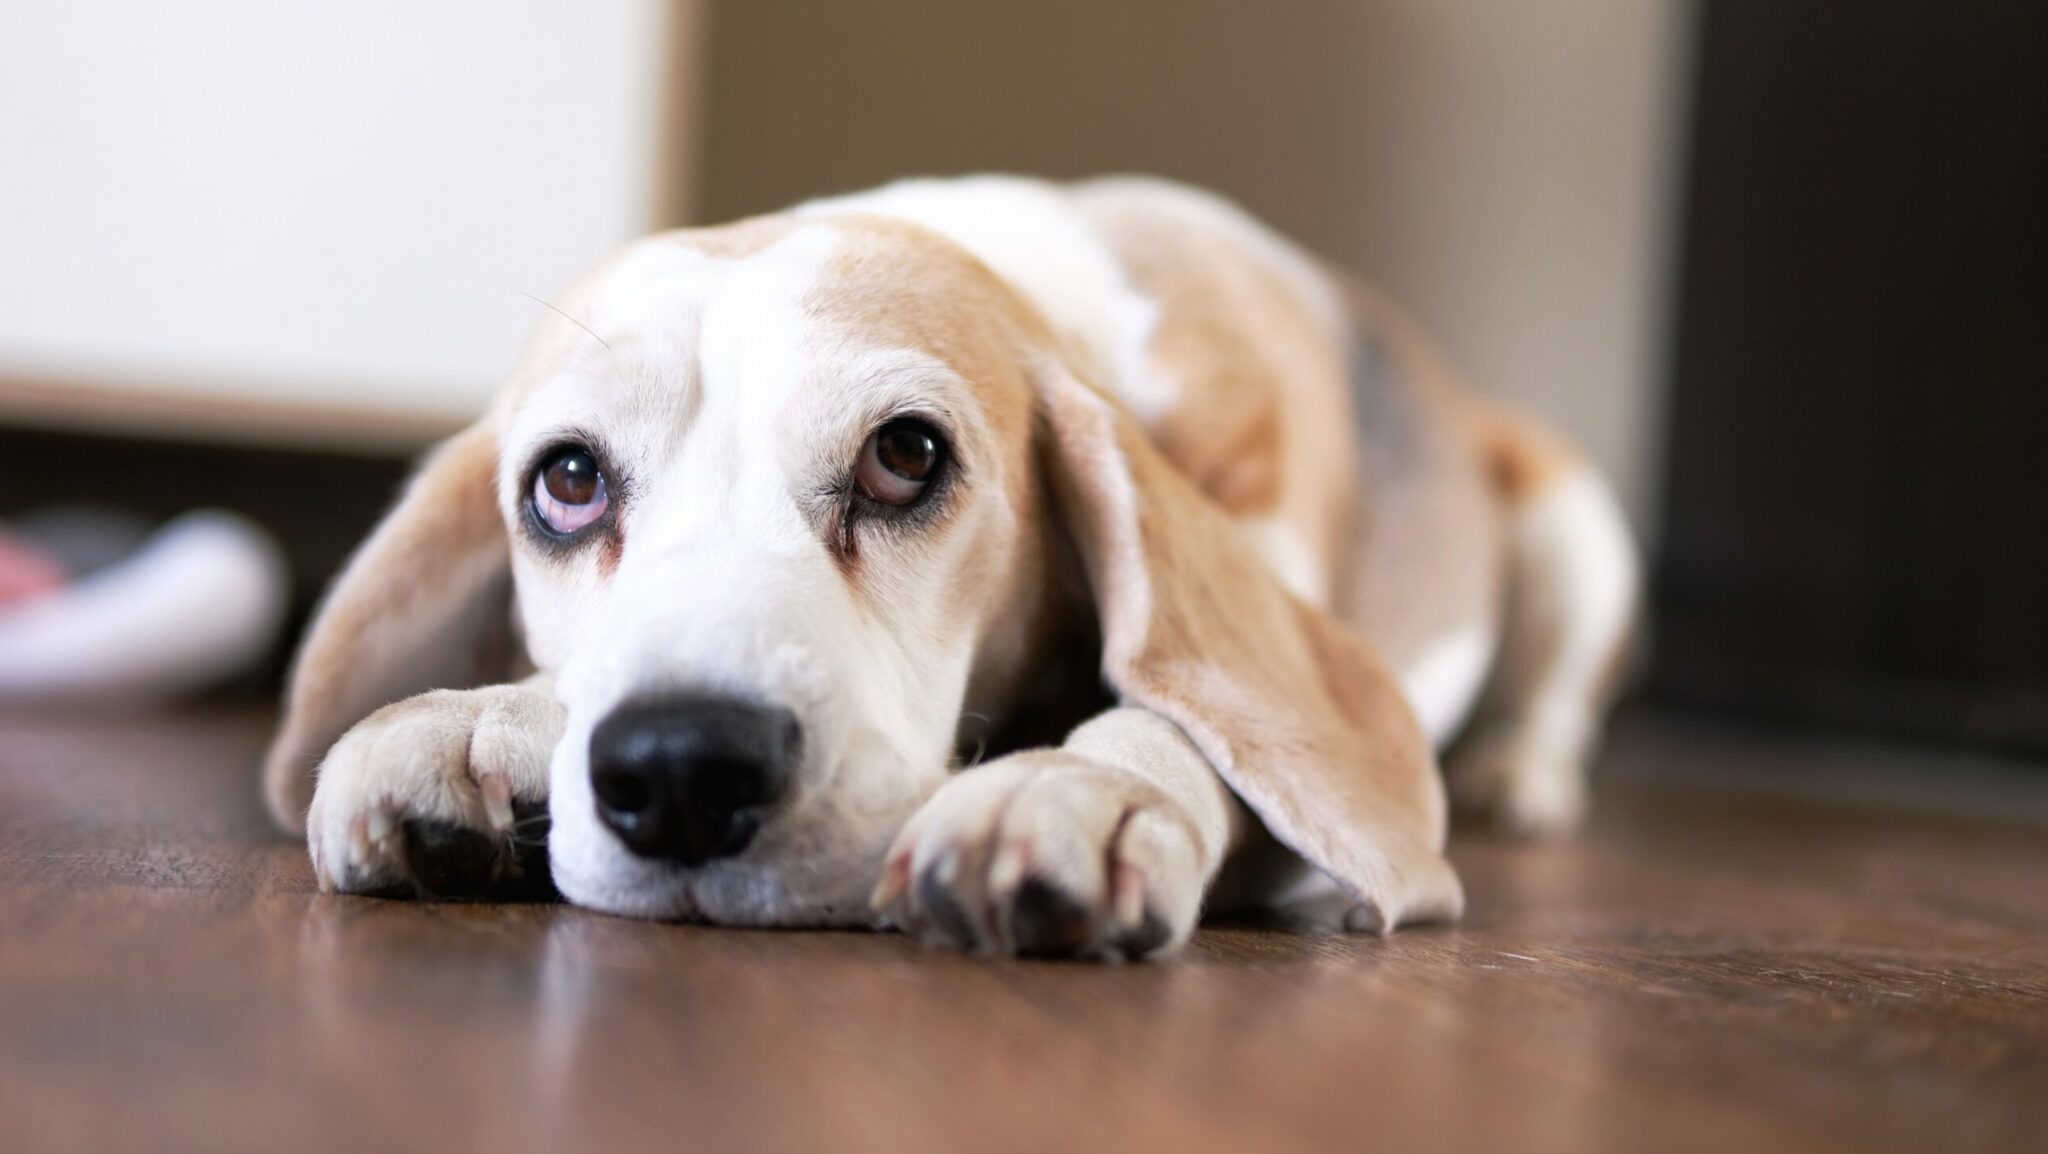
[798,176,1181,426]
[1447,468,1638,834]
[1397,624,1496,749]
[1237,515,1330,607]
[1510,471,1637,708]
[513,225,1014,924]
[1087,176,1348,348]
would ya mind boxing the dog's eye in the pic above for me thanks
[532,445,608,534]
[855,419,945,506]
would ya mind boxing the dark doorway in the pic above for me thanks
[1654,1,2048,753]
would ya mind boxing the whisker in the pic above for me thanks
[515,288,612,351]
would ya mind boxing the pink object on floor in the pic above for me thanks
[0,511,288,703]
[0,529,66,605]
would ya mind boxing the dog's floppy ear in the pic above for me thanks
[1037,364,1463,930]
[262,420,516,832]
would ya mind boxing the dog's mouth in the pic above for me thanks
[550,848,886,928]
[547,775,899,929]
[544,703,940,926]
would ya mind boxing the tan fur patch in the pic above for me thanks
[1074,181,1357,603]
[805,216,1042,438]
[677,214,803,260]
[1461,401,1581,507]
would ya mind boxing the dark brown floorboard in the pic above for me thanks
[1,708,2043,1154]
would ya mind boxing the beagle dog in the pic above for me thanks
[263,176,1638,959]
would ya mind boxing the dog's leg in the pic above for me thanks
[305,675,563,898]
[1446,409,1638,835]
[873,708,1241,960]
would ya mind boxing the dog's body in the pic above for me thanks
[264,176,1636,958]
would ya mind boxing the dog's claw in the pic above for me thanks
[986,838,1029,902]
[313,842,336,893]
[869,851,911,915]
[346,813,373,864]
[479,774,516,832]
[1113,908,1173,959]
[1343,900,1389,936]
[1111,861,1146,930]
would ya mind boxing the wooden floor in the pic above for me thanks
[1,708,2043,1154]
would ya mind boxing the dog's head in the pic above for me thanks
[267,210,1452,928]
[509,217,1078,922]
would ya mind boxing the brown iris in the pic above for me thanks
[855,419,944,505]
[532,446,608,534]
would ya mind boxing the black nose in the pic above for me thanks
[588,696,800,865]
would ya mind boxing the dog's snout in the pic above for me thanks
[588,696,800,865]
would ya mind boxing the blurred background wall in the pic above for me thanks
[699,0,1689,530]
[1,0,1684,520]
[0,0,699,444]
[4,0,2042,753]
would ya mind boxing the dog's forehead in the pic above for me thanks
[594,223,812,333]
[797,215,1040,367]
[500,216,1034,424]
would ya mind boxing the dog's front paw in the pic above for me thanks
[871,751,1205,961]
[306,685,563,899]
